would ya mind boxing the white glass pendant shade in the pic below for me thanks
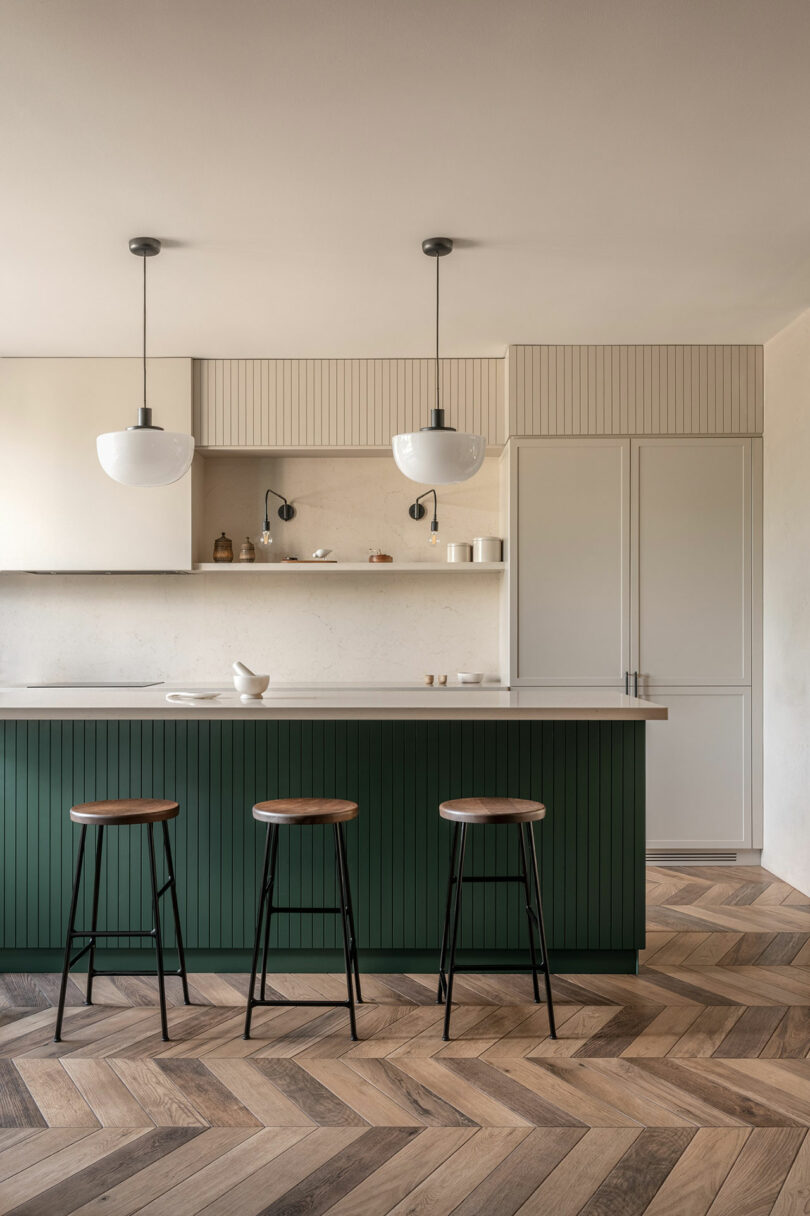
[97,236,195,488]
[96,428,194,487]
[392,429,486,485]
[392,236,484,485]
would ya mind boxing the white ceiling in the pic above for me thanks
[3,0,810,357]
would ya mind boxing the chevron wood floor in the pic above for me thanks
[1,865,810,1214]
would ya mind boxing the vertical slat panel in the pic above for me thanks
[0,720,643,964]
[499,345,763,437]
[193,357,506,446]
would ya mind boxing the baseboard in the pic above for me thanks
[0,948,638,976]
[646,849,762,867]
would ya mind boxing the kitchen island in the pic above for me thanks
[0,687,666,974]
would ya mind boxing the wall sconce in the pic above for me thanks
[260,487,295,546]
[409,488,440,546]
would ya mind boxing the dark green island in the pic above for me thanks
[0,687,666,975]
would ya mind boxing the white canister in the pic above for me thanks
[472,536,502,563]
[446,542,472,563]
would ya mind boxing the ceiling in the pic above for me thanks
[3,0,810,357]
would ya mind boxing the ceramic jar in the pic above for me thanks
[446,542,472,562]
[472,536,502,563]
[213,532,233,562]
[238,537,256,563]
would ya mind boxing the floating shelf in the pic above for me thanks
[192,561,505,574]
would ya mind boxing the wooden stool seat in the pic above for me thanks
[439,796,545,825]
[253,798,359,825]
[70,798,179,826]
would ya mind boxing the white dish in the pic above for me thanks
[165,690,221,704]
[457,672,483,684]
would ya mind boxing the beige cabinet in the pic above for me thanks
[0,359,193,571]
[631,438,751,686]
[512,438,630,685]
[646,689,751,849]
[511,435,760,851]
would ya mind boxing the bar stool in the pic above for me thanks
[244,798,362,1041]
[54,799,190,1043]
[437,796,557,1041]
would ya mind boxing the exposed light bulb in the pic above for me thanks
[429,520,440,545]
[260,526,273,546]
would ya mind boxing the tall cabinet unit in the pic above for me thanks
[632,438,758,850]
[509,425,761,855]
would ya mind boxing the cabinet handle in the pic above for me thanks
[633,671,639,697]
[624,671,630,695]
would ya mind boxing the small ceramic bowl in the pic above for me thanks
[457,672,483,684]
[233,673,270,700]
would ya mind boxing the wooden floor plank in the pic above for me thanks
[322,1127,474,1215]
[259,1126,419,1216]
[578,1127,695,1215]
[513,1127,641,1214]
[65,1128,255,1216]
[13,1058,99,1127]
[385,1128,531,1216]
[705,1127,806,1215]
[642,1127,750,1215]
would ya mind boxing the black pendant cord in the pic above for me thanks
[435,252,440,416]
[142,252,147,410]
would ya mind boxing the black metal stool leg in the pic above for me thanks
[260,825,279,1000]
[54,826,87,1042]
[437,823,460,1003]
[337,823,362,1004]
[334,825,358,1040]
[527,822,557,1039]
[161,820,191,1006]
[244,824,273,1040]
[85,826,105,1006]
[147,823,169,1041]
[518,824,542,1003]
[442,824,468,1041]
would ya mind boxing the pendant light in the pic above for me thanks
[391,237,485,485]
[96,238,195,487]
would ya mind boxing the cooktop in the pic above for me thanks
[26,681,164,688]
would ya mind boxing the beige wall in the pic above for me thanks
[763,309,810,894]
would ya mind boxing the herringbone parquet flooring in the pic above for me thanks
[1,865,810,1214]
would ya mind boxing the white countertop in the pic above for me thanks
[0,684,668,721]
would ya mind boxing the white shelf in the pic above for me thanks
[192,561,505,574]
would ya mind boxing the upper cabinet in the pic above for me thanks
[508,345,763,437]
[632,438,751,686]
[0,358,193,571]
[512,438,630,684]
[193,358,505,449]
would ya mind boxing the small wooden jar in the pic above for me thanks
[213,532,233,562]
[238,537,256,563]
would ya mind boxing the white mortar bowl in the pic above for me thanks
[233,673,270,700]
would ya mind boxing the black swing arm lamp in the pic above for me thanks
[409,488,440,546]
[260,488,295,546]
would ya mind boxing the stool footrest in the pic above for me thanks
[70,929,156,938]
[90,968,185,978]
